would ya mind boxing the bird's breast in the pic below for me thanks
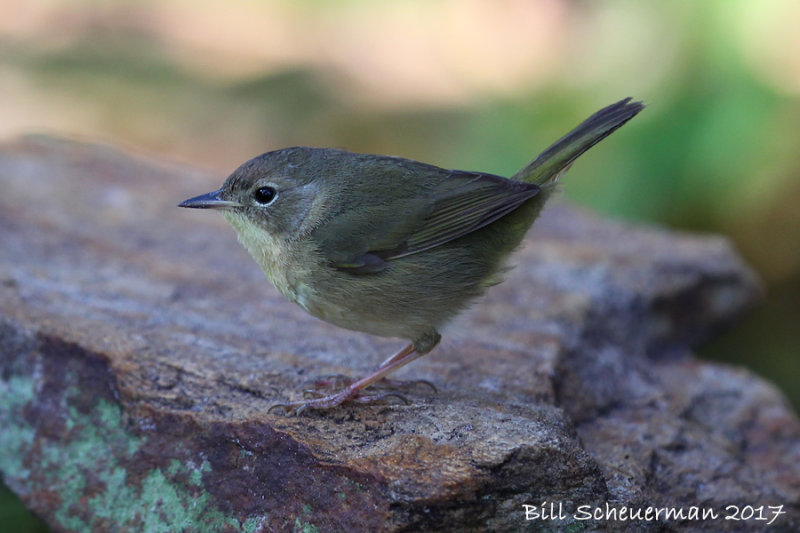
[224,211,306,303]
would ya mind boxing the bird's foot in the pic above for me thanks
[268,388,409,416]
[269,343,434,415]
[268,375,436,416]
[307,374,437,394]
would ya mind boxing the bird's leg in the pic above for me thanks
[372,343,437,392]
[303,343,435,392]
[302,344,412,390]
[378,343,415,368]
[270,345,428,414]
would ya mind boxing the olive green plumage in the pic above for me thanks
[180,98,643,403]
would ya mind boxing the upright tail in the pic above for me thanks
[512,97,644,188]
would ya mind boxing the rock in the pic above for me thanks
[0,135,797,532]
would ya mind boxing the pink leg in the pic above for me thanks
[270,345,426,414]
[378,343,415,369]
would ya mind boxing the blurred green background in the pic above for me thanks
[1,0,798,530]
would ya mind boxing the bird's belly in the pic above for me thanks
[293,282,389,336]
[289,273,420,340]
[276,241,504,342]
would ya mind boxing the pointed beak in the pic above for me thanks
[178,189,240,209]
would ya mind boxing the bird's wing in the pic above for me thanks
[311,170,539,274]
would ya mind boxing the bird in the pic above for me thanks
[179,97,644,413]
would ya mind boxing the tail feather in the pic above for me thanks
[513,97,644,186]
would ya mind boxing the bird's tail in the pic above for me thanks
[512,98,644,190]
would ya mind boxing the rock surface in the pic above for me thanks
[0,136,798,532]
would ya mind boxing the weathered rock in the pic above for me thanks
[0,136,797,532]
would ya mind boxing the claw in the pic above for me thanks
[267,389,354,415]
[268,389,412,416]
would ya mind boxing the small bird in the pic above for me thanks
[179,98,644,413]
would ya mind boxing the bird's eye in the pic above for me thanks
[253,186,277,205]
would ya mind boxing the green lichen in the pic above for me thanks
[0,373,272,532]
[168,459,183,476]
[294,517,320,533]
[89,466,136,524]
[242,516,268,533]
[188,461,210,486]
[139,468,206,532]
[0,375,36,480]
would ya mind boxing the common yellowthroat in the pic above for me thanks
[179,98,644,413]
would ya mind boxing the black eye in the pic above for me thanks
[253,186,277,205]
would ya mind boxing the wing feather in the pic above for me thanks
[312,168,539,274]
[388,172,539,259]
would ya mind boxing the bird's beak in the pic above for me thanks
[178,189,240,209]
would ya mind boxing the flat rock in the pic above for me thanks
[1,136,798,532]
